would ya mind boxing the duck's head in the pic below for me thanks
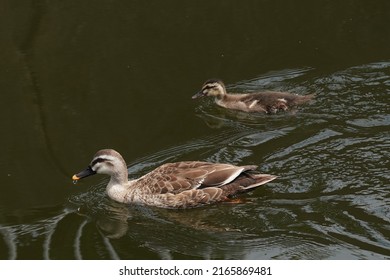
[72,149,127,182]
[192,79,226,99]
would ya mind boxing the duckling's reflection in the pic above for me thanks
[195,105,268,129]
[195,103,300,131]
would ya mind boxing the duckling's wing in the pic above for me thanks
[243,91,314,105]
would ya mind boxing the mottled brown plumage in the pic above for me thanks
[192,79,314,113]
[72,149,277,209]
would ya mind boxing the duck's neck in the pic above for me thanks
[106,171,130,203]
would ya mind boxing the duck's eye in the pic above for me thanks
[91,157,107,166]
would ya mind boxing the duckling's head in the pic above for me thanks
[192,79,226,99]
[72,149,127,182]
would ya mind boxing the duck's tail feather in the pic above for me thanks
[242,174,278,190]
[221,173,277,197]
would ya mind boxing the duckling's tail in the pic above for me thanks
[292,93,315,105]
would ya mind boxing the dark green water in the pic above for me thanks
[0,0,389,259]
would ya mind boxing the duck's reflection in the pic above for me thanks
[76,201,130,239]
[74,196,343,260]
[77,200,246,240]
[75,199,257,259]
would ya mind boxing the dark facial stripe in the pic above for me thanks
[203,84,217,90]
[91,157,108,167]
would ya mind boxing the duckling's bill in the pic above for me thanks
[192,90,206,99]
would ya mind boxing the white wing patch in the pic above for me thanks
[193,178,205,189]
[249,100,258,108]
[213,167,245,187]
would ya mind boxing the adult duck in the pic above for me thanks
[72,149,277,209]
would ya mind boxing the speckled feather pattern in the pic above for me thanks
[194,79,314,113]
[217,91,314,113]
[123,161,276,208]
[73,150,277,209]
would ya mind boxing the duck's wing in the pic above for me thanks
[136,161,257,195]
[132,161,277,208]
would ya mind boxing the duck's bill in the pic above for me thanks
[192,90,206,99]
[72,166,96,181]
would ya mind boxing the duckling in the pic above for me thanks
[192,79,314,113]
[72,149,277,209]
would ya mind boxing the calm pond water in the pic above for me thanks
[0,1,389,260]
